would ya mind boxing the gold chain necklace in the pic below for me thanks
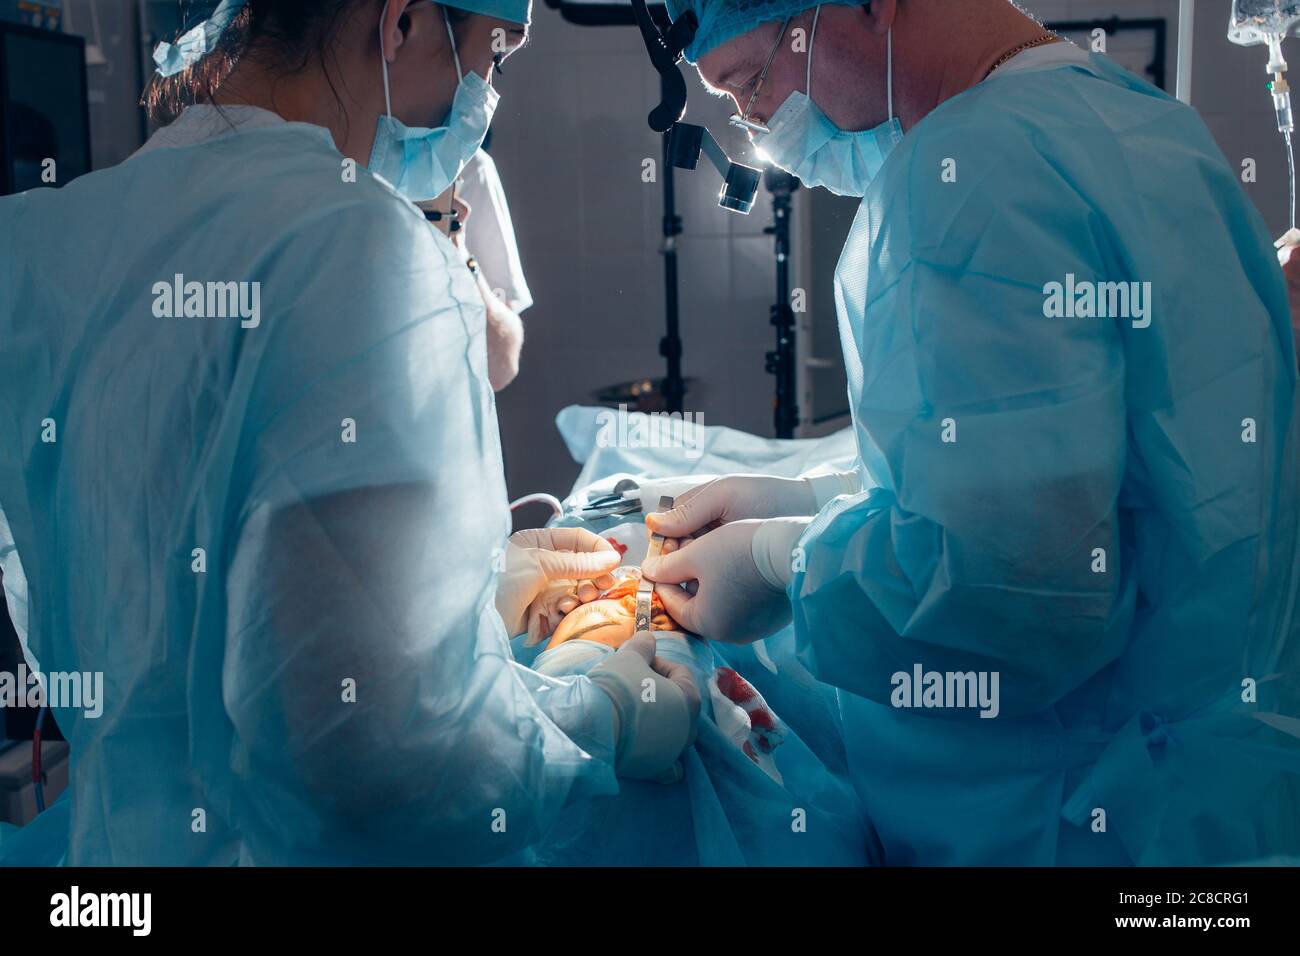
[985,33,1061,79]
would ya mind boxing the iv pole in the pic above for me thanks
[659,72,686,415]
[1176,0,1195,104]
[765,169,800,438]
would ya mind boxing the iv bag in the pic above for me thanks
[1230,0,1300,46]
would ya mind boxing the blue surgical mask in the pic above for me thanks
[753,10,902,198]
[369,5,499,201]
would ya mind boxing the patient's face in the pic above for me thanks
[546,571,680,651]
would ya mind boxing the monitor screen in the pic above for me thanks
[1,25,90,194]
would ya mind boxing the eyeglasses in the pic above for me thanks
[728,18,792,135]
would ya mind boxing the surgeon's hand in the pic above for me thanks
[642,520,792,645]
[496,528,621,645]
[645,475,817,539]
[588,632,700,782]
[1279,230,1300,369]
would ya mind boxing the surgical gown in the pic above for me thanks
[0,109,618,865]
[792,52,1300,864]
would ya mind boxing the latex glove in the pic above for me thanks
[588,632,701,782]
[1278,230,1300,372]
[645,474,818,539]
[496,528,620,645]
[1275,227,1300,265]
[641,520,792,645]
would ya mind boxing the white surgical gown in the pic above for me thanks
[793,51,1300,864]
[0,107,617,865]
[459,148,533,313]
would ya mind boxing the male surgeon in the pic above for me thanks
[643,0,1300,865]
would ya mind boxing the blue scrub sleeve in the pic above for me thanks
[212,198,617,863]
[794,147,1133,717]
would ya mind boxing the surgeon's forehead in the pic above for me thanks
[697,20,788,93]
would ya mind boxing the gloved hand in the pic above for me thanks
[496,527,621,645]
[641,520,792,645]
[645,474,818,539]
[588,632,701,782]
[1278,230,1300,372]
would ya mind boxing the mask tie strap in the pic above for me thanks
[887,28,894,121]
[444,7,464,79]
[380,0,394,118]
[807,5,821,97]
[442,7,464,230]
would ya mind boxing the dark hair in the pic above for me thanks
[142,1,470,126]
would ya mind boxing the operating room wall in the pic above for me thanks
[490,1,1299,518]
[487,5,780,520]
[1020,1,1293,238]
[50,2,1297,520]
[61,0,146,168]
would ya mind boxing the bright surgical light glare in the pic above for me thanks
[752,145,774,166]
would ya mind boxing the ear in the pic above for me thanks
[380,0,416,62]
[864,0,898,35]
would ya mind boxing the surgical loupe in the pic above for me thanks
[629,0,762,214]
[728,17,791,136]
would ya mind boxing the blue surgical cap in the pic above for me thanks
[665,0,857,64]
[155,0,531,77]
[444,0,532,24]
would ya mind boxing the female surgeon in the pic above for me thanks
[0,0,697,865]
